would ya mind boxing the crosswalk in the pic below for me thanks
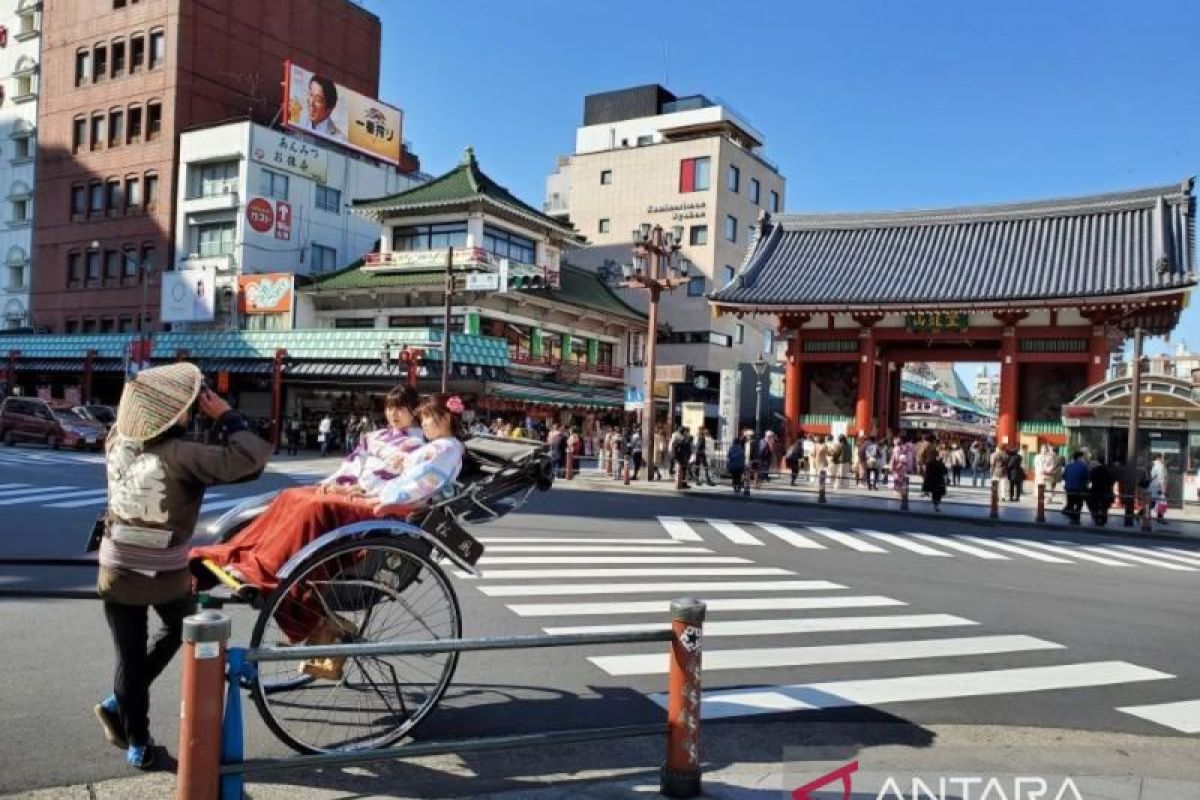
[656,516,1200,572]
[457,534,1199,734]
[0,450,105,468]
[0,481,271,514]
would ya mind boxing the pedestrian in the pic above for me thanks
[746,429,763,489]
[802,434,815,482]
[694,428,715,485]
[284,415,300,456]
[318,413,332,457]
[784,436,804,486]
[757,431,778,488]
[547,424,565,477]
[813,435,831,489]
[727,436,746,494]
[1087,455,1115,526]
[862,436,880,490]
[1034,444,1056,501]
[673,428,693,488]
[1148,453,1169,524]
[1006,447,1025,502]
[344,414,359,455]
[969,441,986,487]
[831,434,850,490]
[889,435,909,497]
[1061,451,1089,525]
[925,453,949,511]
[990,445,1008,499]
[567,428,581,476]
[948,442,965,486]
[95,364,272,769]
[629,429,644,479]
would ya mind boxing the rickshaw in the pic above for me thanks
[192,435,553,754]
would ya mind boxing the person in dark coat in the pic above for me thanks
[727,437,746,494]
[1005,447,1026,501]
[924,454,949,511]
[1087,456,1115,526]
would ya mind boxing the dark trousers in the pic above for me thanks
[730,468,744,493]
[1088,495,1110,525]
[951,465,962,485]
[631,452,643,479]
[103,595,195,746]
[286,435,298,456]
[1009,478,1022,501]
[1064,491,1085,523]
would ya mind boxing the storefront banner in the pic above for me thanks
[238,273,294,314]
[283,61,402,166]
[161,268,215,323]
[251,128,329,183]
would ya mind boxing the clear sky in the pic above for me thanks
[362,0,1198,366]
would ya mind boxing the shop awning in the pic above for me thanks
[486,380,625,408]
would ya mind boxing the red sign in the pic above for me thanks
[1063,406,1095,419]
[246,197,274,233]
[274,201,292,240]
[216,372,230,393]
[238,273,293,314]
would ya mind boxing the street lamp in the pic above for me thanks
[90,241,155,371]
[752,354,770,435]
[619,224,690,479]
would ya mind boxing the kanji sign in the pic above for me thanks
[245,197,274,233]
[274,201,292,240]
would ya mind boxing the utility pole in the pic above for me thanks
[1124,326,1144,522]
[441,246,454,394]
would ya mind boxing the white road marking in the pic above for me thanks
[200,495,264,514]
[754,522,825,549]
[462,567,795,580]
[543,613,977,637]
[804,526,887,553]
[658,516,703,542]
[0,484,73,499]
[855,529,952,557]
[0,486,79,505]
[507,595,904,618]
[44,495,110,508]
[906,533,1010,560]
[706,519,765,546]
[476,580,844,597]
[475,556,752,565]
[648,662,1173,720]
[482,545,712,554]
[1069,545,1197,572]
[954,535,1073,563]
[1117,699,1200,734]
[0,483,31,490]
[1104,545,1200,568]
[478,537,683,545]
[1001,539,1133,566]
[592,634,1063,676]
[1155,546,1200,564]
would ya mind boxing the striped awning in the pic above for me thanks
[487,380,624,408]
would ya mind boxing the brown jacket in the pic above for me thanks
[98,417,272,605]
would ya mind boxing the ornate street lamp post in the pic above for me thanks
[752,354,769,435]
[620,224,691,479]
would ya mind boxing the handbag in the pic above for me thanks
[85,512,107,553]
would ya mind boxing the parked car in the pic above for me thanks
[0,397,106,450]
[81,404,116,430]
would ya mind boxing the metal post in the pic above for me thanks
[1140,488,1153,532]
[675,459,685,490]
[176,610,231,800]
[900,483,909,511]
[624,453,631,485]
[990,479,999,519]
[1124,326,1143,528]
[442,246,454,394]
[1036,483,1046,524]
[642,283,659,482]
[566,445,575,481]
[270,349,285,451]
[818,471,827,504]
[661,598,705,799]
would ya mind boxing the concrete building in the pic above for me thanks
[32,0,396,334]
[0,0,41,328]
[973,364,1001,412]
[173,120,425,331]
[544,85,785,387]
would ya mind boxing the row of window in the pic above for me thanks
[65,243,157,288]
[657,327,742,347]
[65,315,147,334]
[392,223,537,265]
[683,265,739,297]
[70,172,160,219]
[74,29,165,86]
[676,156,780,211]
[71,102,162,154]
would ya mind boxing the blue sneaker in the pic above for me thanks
[126,738,156,770]
[94,695,127,749]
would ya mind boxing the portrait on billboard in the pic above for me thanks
[283,61,403,165]
[161,269,215,323]
[286,64,350,139]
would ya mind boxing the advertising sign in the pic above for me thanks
[718,368,741,445]
[283,61,403,166]
[465,273,500,291]
[624,386,645,412]
[681,402,706,436]
[238,273,293,314]
[251,128,329,183]
[274,200,292,240]
[161,268,215,323]
[245,197,273,233]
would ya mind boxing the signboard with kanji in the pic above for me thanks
[282,61,403,166]
[250,128,329,183]
[904,312,970,333]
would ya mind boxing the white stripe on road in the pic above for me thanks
[476,580,844,597]
[482,545,712,554]
[0,486,79,505]
[543,613,977,637]
[804,526,887,553]
[478,537,685,545]
[1117,699,1200,734]
[0,483,31,490]
[1104,545,1200,568]
[476,556,752,565]
[1070,545,1197,572]
[650,662,1173,720]
[463,567,795,580]
[199,495,258,514]
[906,533,1011,560]
[658,516,703,542]
[0,484,73,499]
[706,519,765,546]
[954,535,1073,563]
[45,494,110,508]
[592,634,1063,676]
[1001,539,1133,567]
[508,595,904,618]
[855,529,952,557]
[1155,546,1200,564]
[754,522,825,549]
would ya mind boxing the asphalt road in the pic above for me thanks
[1,449,1198,794]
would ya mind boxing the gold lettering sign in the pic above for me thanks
[905,312,969,333]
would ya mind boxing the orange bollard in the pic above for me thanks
[1036,483,1046,523]
[990,479,1000,519]
[176,610,231,800]
[565,450,575,481]
[675,461,685,490]
[661,598,706,799]
[901,483,909,511]
[623,456,631,485]
[818,471,827,504]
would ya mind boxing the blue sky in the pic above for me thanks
[363,0,1198,368]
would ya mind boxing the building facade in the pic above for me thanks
[0,0,41,328]
[173,120,425,331]
[32,0,390,333]
[973,365,1001,412]
[544,85,785,378]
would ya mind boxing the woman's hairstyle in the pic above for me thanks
[384,385,419,412]
[417,393,469,439]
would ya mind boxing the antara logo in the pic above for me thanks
[792,761,1085,800]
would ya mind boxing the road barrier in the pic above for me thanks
[1036,483,1046,523]
[989,480,1000,519]
[565,450,575,481]
[817,472,827,504]
[177,599,708,800]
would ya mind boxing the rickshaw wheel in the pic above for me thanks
[249,535,461,754]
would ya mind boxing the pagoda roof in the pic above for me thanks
[711,179,1195,312]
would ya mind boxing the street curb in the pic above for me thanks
[563,478,1200,545]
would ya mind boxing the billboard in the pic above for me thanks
[238,273,293,314]
[161,269,215,323]
[282,61,402,166]
[251,127,329,183]
[244,197,293,242]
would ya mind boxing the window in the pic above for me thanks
[90,114,104,150]
[148,30,165,69]
[111,40,126,78]
[81,319,97,334]
[310,243,338,273]
[770,190,780,214]
[130,35,145,72]
[93,44,107,80]
[144,172,158,208]
[105,180,121,214]
[13,133,31,160]
[334,317,375,329]
[598,218,610,234]
[99,318,115,334]
[114,0,127,8]
[125,176,140,211]
[127,105,142,144]
[140,244,156,275]
[65,319,79,334]
[196,222,234,257]
[122,247,139,278]
[483,224,536,264]
[763,329,774,354]
[71,185,86,217]
[727,164,740,193]
[679,156,711,192]
[72,117,86,153]
[104,250,119,282]
[315,185,341,212]
[11,197,28,223]
[67,252,82,286]
[15,71,35,100]
[724,214,737,242]
[393,222,467,251]
[749,178,760,205]
[118,317,135,333]
[146,102,162,141]
[108,109,123,148]
[724,265,735,284]
[85,251,101,283]
[88,181,104,215]
[636,134,653,146]
[687,276,705,297]
[600,169,612,185]
[689,224,708,245]
[195,160,238,197]
[735,324,744,345]
[258,169,288,200]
